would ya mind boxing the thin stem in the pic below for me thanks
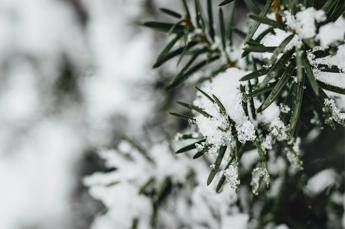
[272,0,283,23]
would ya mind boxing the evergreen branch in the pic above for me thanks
[249,14,285,30]
[257,69,290,112]
[303,54,320,96]
[175,139,206,154]
[153,41,198,68]
[167,55,220,88]
[218,0,234,6]
[289,80,305,137]
[143,21,185,33]
[207,145,227,185]
[193,145,211,159]
[317,80,345,94]
[177,101,213,118]
[245,0,273,42]
[159,8,182,19]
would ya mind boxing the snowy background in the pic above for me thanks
[0,0,159,228]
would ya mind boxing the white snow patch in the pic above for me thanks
[285,7,326,39]
[306,169,337,196]
[318,16,345,47]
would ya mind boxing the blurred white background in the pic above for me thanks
[0,0,159,228]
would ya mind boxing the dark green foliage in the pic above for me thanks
[145,0,345,228]
[207,145,227,185]
[258,69,290,112]
[175,139,206,154]
[219,0,234,6]
[143,21,185,33]
[159,8,182,19]
[177,101,213,118]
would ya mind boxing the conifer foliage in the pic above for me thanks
[145,0,345,193]
[86,1,345,228]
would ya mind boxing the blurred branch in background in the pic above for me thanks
[0,0,162,228]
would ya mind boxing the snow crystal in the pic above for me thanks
[236,120,256,143]
[269,119,288,141]
[280,104,291,113]
[285,7,326,39]
[292,137,301,153]
[324,98,345,125]
[195,114,231,148]
[224,162,240,191]
[262,135,273,150]
[251,166,270,195]
[286,150,303,171]
[281,138,303,172]
[195,142,205,152]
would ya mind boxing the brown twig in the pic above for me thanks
[272,0,283,23]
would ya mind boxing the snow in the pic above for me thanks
[313,44,345,72]
[222,214,249,229]
[262,135,273,150]
[224,162,240,191]
[251,166,270,195]
[0,0,343,228]
[0,120,83,229]
[306,169,337,196]
[256,101,281,124]
[0,0,157,228]
[195,113,231,149]
[269,156,287,176]
[82,0,156,145]
[236,120,256,143]
[85,139,247,229]
[193,68,249,154]
[285,7,326,39]
[269,118,288,141]
[0,0,87,228]
[324,98,345,125]
[280,104,291,113]
[188,186,246,229]
[195,68,249,124]
[318,16,345,47]
[252,22,297,60]
[312,43,345,113]
[89,183,152,229]
[286,150,303,171]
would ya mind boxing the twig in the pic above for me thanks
[272,0,283,23]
